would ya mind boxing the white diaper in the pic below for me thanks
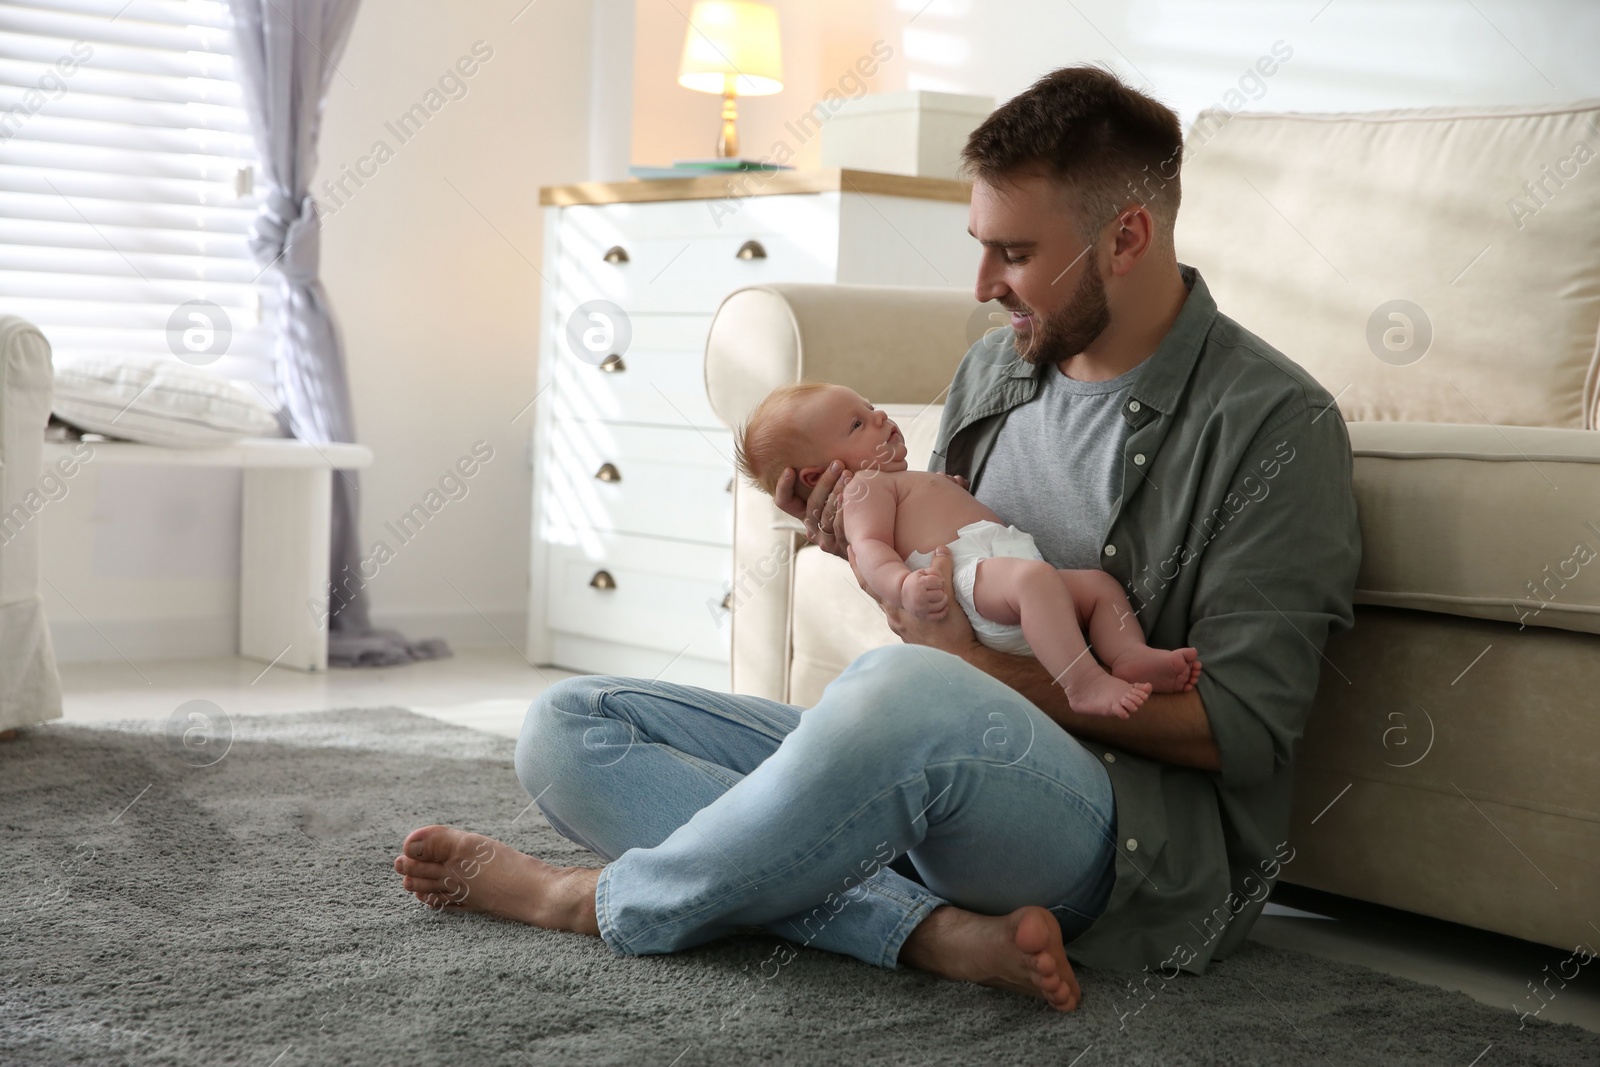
[904,519,1044,657]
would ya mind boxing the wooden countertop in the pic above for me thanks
[540,168,971,207]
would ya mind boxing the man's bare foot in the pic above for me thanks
[900,904,1081,1011]
[393,825,600,937]
[1060,669,1151,718]
[1110,645,1202,693]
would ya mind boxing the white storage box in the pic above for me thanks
[820,91,993,180]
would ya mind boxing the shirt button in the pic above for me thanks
[1128,400,1141,413]
[1133,453,1146,466]
[1103,752,1116,764]
[1104,544,1116,557]
[1126,838,1139,851]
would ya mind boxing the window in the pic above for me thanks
[0,0,277,392]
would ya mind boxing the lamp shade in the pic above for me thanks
[677,0,783,97]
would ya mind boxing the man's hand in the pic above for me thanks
[774,462,851,559]
[900,567,948,620]
[850,544,981,659]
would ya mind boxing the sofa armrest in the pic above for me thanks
[1348,420,1600,635]
[705,284,984,701]
[1,316,64,729]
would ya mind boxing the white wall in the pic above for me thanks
[631,0,1600,171]
[314,0,591,649]
[885,0,1594,119]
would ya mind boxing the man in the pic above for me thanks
[391,66,1360,1013]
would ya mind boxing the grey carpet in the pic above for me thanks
[2,708,1595,1067]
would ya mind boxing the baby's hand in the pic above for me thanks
[901,567,948,620]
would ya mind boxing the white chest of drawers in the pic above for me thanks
[528,170,976,689]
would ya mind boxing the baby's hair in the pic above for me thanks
[733,380,834,497]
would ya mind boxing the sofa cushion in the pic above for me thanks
[1348,421,1600,636]
[790,543,899,707]
[1177,101,1600,430]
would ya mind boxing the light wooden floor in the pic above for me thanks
[51,647,1600,1035]
[55,646,577,738]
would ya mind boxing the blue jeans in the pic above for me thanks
[515,644,1117,970]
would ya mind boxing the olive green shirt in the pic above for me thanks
[930,266,1361,977]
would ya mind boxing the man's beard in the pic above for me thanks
[1011,261,1111,366]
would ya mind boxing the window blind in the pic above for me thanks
[0,0,278,392]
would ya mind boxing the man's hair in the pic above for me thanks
[961,65,1184,247]
[733,380,833,497]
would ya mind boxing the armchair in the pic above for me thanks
[0,316,64,732]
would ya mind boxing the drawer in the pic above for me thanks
[557,229,834,313]
[550,312,718,428]
[545,530,731,661]
[543,421,735,545]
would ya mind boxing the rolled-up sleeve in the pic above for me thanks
[1187,402,1362,788]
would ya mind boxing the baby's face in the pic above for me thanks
[793,385,908,487]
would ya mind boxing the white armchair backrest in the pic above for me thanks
[0,315,64,727]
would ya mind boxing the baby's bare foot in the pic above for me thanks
[1110,646,1201,693]
[393,825,600,936]
[1062,671,1151,718]
[903,567,948,619]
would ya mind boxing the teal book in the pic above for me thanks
[627,160,794,180]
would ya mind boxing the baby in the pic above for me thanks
[735,382,1201,718]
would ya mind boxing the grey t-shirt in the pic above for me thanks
[972,358,1147,570]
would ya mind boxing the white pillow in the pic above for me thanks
[52,355,281,448]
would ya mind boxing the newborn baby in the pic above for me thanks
[735,382,1201,718]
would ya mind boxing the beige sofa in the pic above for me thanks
[704,102,1600,953]
[0,316,64,732]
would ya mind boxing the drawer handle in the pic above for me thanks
[725,477,734,493]
[595,462,621,483]
[599,354,626,373]
[602,245,629,264]
[589,570,616,590]
[736,239,767,261]
[721,592,732,611]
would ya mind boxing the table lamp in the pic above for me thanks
[677,0,784,159]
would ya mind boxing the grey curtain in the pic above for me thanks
[229,0,447,667]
